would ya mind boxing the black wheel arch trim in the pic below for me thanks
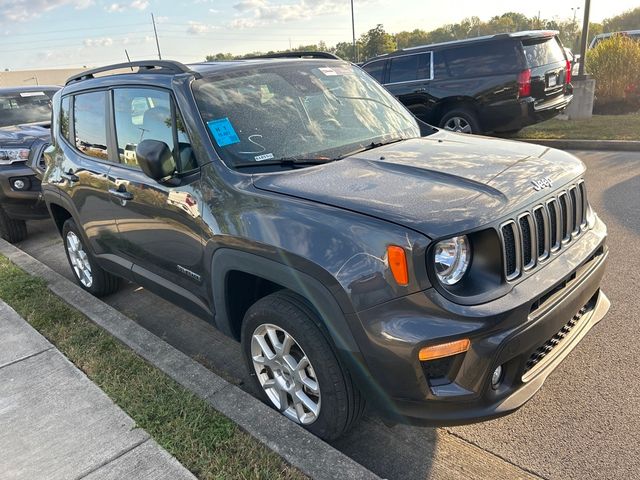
[211,248,362,355]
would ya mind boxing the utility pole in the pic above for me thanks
[350,0,357,63]
[151,13,162,60]
[577,0,590,77]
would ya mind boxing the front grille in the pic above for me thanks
[499,181,588,281]
[523,295,596,378]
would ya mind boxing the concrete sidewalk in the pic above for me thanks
[0,300,196,480]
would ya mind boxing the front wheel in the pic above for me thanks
[0,206,27,243]
[241,291,365,440]
[62,218,121,297]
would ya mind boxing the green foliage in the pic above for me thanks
[359,24,396,60]
[603,6,640,33]
[587,35,640,101]
[203,8,636,63]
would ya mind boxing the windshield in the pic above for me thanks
[192,61,421,168]
[0,90,56,128]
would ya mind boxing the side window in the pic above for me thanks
[443,42,519,77]
[362,60,385,83]
[60,96,71,141]
[113,88,196,172]
[388,53,430,83]
[74,91,109,160]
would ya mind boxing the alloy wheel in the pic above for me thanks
[251,323,321,424]
[66,231,93,288]
[444,116,473,133]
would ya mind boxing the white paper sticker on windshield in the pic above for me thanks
[318,67,338,76]
[255,153,274,161]
[19,91,46,97]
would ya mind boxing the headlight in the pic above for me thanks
[434,235,471,285]
[0,148,30,165]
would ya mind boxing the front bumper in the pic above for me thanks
[0,163,48,220]
[350,216,608,425]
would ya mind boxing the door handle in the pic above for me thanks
[61,172,79,183]
[413,87,427,93]
[109,188,134,201]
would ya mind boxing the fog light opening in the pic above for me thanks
[491,365,503,389]
[12,178,29,191]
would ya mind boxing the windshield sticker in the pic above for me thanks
[19,91,46,97]
[207,118,240,147]
[254,153,274,162]
[318,67,340,76]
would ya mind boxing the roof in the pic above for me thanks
[0,85,60,94]
[594,29,640,38]
[362,30,559,65]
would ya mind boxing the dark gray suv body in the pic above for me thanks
[0,86,58,242]
[41,59,609,440]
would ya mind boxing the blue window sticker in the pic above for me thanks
[207,117,240,147]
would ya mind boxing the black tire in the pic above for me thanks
[62,218,120,297]
[0,206,27,243]
[439,107,482,134]
[241,290,365,440]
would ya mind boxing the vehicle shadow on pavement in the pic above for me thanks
[602,174,640,235]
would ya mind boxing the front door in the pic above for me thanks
[107,86,209,317]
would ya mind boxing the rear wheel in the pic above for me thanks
[0,206,27,243]
[440,107,481,134]
[241,290,365,440]
[62,218,120,297]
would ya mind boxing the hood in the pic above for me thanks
[252,131,585,238]
[0,123,51,149]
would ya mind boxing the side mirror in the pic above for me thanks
[135,139,176,182]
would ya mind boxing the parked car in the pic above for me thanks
[0,86,58,242]
[42,59,609,440]
[362,31,573,134]
[589,30,640,49]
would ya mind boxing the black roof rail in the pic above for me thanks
[65,60,201,85]
[244,51,342,60]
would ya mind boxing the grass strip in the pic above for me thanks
[0,255,305,480]
[514,113,640,141]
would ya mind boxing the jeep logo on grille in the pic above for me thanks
[531,177,553,191]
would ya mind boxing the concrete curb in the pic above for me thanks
[514,138,640,152]
[0,239,380,480]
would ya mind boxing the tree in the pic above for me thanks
[359,24,396,60]
[603,7,640,32]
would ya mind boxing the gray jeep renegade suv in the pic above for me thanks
[41,59,609,440]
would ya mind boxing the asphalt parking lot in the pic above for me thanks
[15,150,640,479]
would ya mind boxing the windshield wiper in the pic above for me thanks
[336,137,405,160]
[234,157,337,169]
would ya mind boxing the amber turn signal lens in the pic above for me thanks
[419,338,470,362]
[387,245,409,286]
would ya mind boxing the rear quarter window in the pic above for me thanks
[522,37,566,67]
[443,41,520,77]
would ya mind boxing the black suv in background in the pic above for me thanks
[362,31,573,134]
[42,59,608,440]
[0,86,58,242]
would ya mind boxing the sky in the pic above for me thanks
[0,0,638,71]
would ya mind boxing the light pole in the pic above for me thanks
[571,6,581,26]
[577,0,591,77]
[350,0,357,62]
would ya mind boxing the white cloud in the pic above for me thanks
[230,0,347,28]
[186,21,217,35]
[83,37,114,47]
[105,2,125,12]
[0,0,95,21]
[130,0,149,10]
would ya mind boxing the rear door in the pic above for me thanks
[382,52,434,121]
[521,36,569,102]
[107,86,208,317]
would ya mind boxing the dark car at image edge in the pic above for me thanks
[40,59,608,440]
[362,30,574,135]
[0,85,58,242]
